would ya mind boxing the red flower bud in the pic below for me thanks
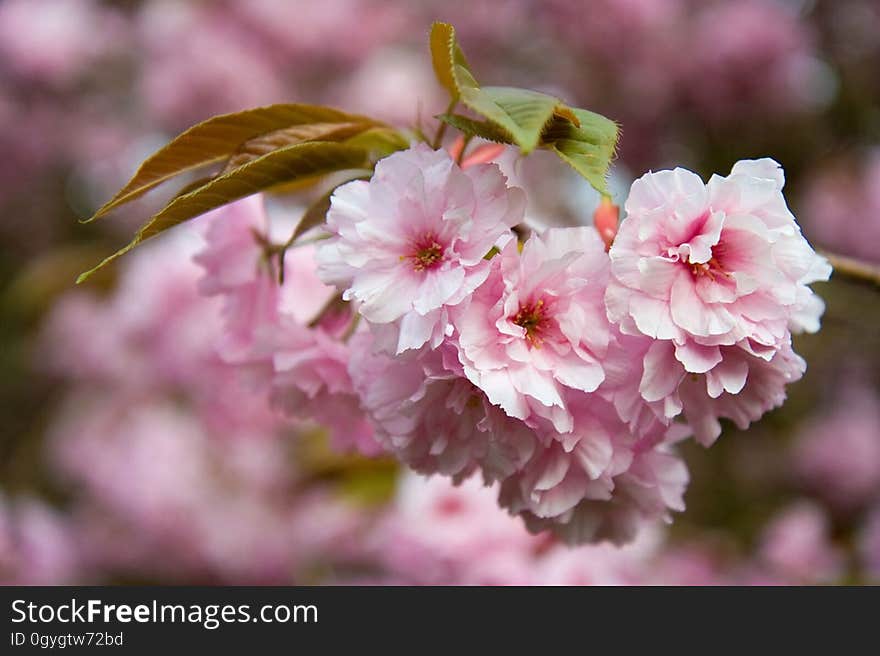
[593,197,619,251]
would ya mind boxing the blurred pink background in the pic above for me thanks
[1,0,879,585]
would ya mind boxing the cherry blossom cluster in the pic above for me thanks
[195,143,829,545]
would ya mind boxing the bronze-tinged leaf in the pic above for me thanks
[77,141,369,283]
[221,122,370,173]
[85,104,384,222]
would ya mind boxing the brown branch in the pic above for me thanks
[822,251,880,290]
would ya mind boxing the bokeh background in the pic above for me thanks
[2,0,879,585]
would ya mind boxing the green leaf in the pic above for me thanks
[85,104,384,222]
[430,23,575,154]
[442,108,618,196]
[460,86,562,154]
[542,108,619,196]
[77,141,369,283]
[438,113,511,143]
[430,22,618,192]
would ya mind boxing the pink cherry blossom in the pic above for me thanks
[316,143,526,353]
[608,158,829,353]
[349,336,534,481]
[501,434,688,545]
[270,323,381,456]
[636,337,806,445]
[606,159,828,443]
[454,226,612,433]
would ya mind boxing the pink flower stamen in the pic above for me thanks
[689,256,730,281]
[408,234,445,272]
[512,298,548,347]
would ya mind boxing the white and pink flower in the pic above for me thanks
[637,337,807,445]
[454,226,612,433]
[606,159,828,443]
[316,143,526,353]
[501,440,689,546]
[607,159,829,351]
[349,336,534,480]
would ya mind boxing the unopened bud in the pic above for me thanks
[461,143,506,169]
[593,197,619,251]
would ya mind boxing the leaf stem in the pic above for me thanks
[432,100,457,149]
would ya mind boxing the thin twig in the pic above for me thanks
[431,99,457,150]
[307,293,348,328]
[822,250,880,290]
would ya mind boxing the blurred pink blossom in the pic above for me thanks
[0,494,80,585]
[230,0,405,63]
[794,385,880,510]
[0,0,124,86]
[757,501,844,584]
[372,473,666,585]
[136,1,286,127]
[48,396,369,583]
[800,150,880,263]
[193,196,379,455]
[683,0,828,121]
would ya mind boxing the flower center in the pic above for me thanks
[435,495,465,516]
[689,255,731,282]
[407,234,445,272]
[512,298,548,347]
